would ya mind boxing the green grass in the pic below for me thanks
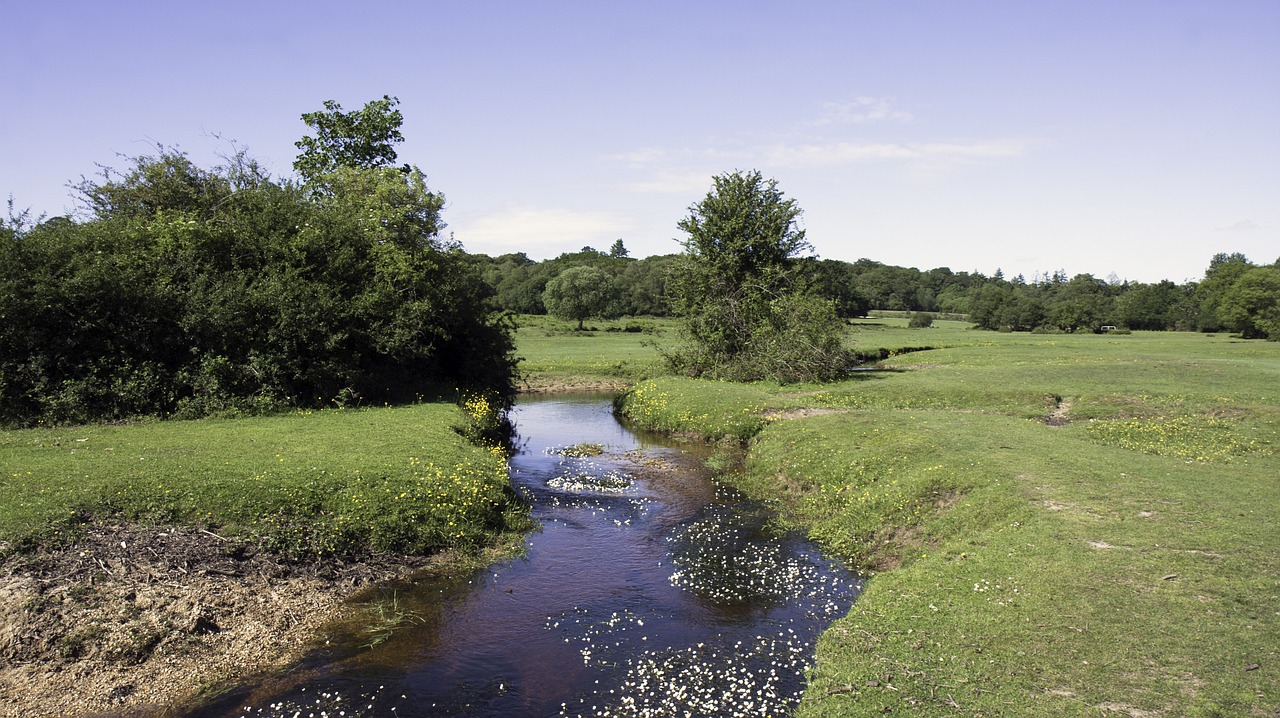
[616,376,776,442]
[0,403,529,560]
[514,314,674,388]
[617,327,1280,716]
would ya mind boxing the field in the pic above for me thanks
[3,314,1277,715]
[0,403,528,559]
[614,318,1280,716]
[514,313,673,390]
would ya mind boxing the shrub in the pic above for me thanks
[908,312,936,328]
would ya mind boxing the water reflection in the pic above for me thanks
[197,394,859,718]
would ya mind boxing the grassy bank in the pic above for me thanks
[0,403,529,560]
[618,329,1280,716]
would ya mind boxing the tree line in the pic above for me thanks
[4,96,1277,425]
[471,245,1280,340]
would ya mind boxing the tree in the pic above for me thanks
[293,95,409,182]
[0,103,518,427]
[800,258,871,318]
[1194,252,1256,331]
[614,254,676,316]
[1218,267,1280,340]
[1050,274,1114,332]
[609,239,629,258]
[1114,280,1191,330]
[293,96,447,251]
[908,312,935,328]
[542,265,617,329]
[668,170,849,381]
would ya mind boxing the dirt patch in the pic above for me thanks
[0,523,452,717]
[1095,701,1162,717]
[1042,395,1073,427]
[864,490,963,572]
[520,377,629,394]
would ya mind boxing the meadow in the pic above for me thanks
[4,312,1276,715]
[0,403,529,560]
[514,313,673,390]
[613,317,1280,716]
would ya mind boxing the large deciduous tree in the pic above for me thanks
[667,170,850,382]
[542,265,617,329]
[1219,266,1280,340]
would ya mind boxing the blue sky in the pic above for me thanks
[3,0,1277,283]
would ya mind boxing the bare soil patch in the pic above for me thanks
[0,523,447,717]
[1042,395,1073,427]
[520,377,629,394]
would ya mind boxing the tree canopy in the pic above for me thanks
[293,95,410,182]
[0,100,516,427]
[667,170,850,382]
[542,265,617,329]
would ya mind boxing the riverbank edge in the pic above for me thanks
[1,386,647,717]
[0,524,529,717]
[2,383,645,717]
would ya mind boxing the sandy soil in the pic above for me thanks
[0,524,443,717]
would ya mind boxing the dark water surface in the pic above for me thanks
[193,394,859,718]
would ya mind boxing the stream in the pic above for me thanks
[193,394,860,718]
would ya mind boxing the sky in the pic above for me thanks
[3,1,1277,284]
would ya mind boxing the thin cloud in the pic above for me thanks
[1215,219,1263,231]
[603,147,672,166]
[453,206,632,256]
[816,97,914,124]
[623,169,715,195]
[763,139,1030,169]
[607,127,1033,195]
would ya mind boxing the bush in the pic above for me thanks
[908,312,935,328]
[0,150,517,427]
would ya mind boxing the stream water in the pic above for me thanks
[193,394,859,718]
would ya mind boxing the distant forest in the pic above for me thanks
[470,243,1280,338]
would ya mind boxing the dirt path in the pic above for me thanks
[0,524,448,717]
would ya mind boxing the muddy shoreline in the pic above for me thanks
[0,523,502,717]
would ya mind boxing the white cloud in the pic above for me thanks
[608,138,1031,193]
[816,97,914,125]
[622,169,715,195]
[453,206,633,256]
[762,139,1030,169]
[603,147,672,166]
[1215,219,1262,231]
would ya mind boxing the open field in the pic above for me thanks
[618,327,1280,716]
[514,313,974,389]
[514,313,673,390]
[4,316,1276,715]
